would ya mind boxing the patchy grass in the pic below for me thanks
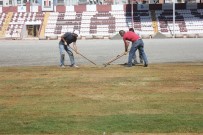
[0,63,203,134]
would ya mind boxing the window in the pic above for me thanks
[78,0,88,4]
[165,0,172,3]
[58,0,64,4]
[17,0,21,4]
[44,0,52,6]
[9,0,12,5]
[0,1,3,5]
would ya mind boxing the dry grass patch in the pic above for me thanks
[0,63,203,134]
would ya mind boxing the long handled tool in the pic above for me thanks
[103,51,128,67]
[70,47,97,65]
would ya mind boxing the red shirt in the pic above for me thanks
[123,31,140,42]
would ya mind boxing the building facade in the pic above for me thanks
[0,0,40,6]
[0,0,201,7]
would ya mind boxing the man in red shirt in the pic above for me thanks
[119,30,148,67]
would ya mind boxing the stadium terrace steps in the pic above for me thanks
[39,12,50,39]
[151,10,158,33]
[0,13,6,34]
[0,12,13,38]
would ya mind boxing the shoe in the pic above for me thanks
[140,59,143,64]
[134,61,139,64]
[125,64,132,67]
[60,65,65,68]
[144,64,148,67]
[70,64,79,68]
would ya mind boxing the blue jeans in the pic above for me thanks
[133,49,143,64]
[59,44,75,66]
[128,39,148,66]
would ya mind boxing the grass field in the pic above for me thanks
[0,63,203,134]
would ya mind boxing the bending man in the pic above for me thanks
[119,30,148,67]
[59,30,79,68]
[129,28,143,64]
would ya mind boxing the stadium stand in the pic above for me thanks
[0,13,6,30]
[0,3,203,39]
[3,12,44,39]
[89,12,116,38]
[134,11,154,38]
[45,11,82,39]
[155,9,203,38]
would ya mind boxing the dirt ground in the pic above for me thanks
[0,38,203,67]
